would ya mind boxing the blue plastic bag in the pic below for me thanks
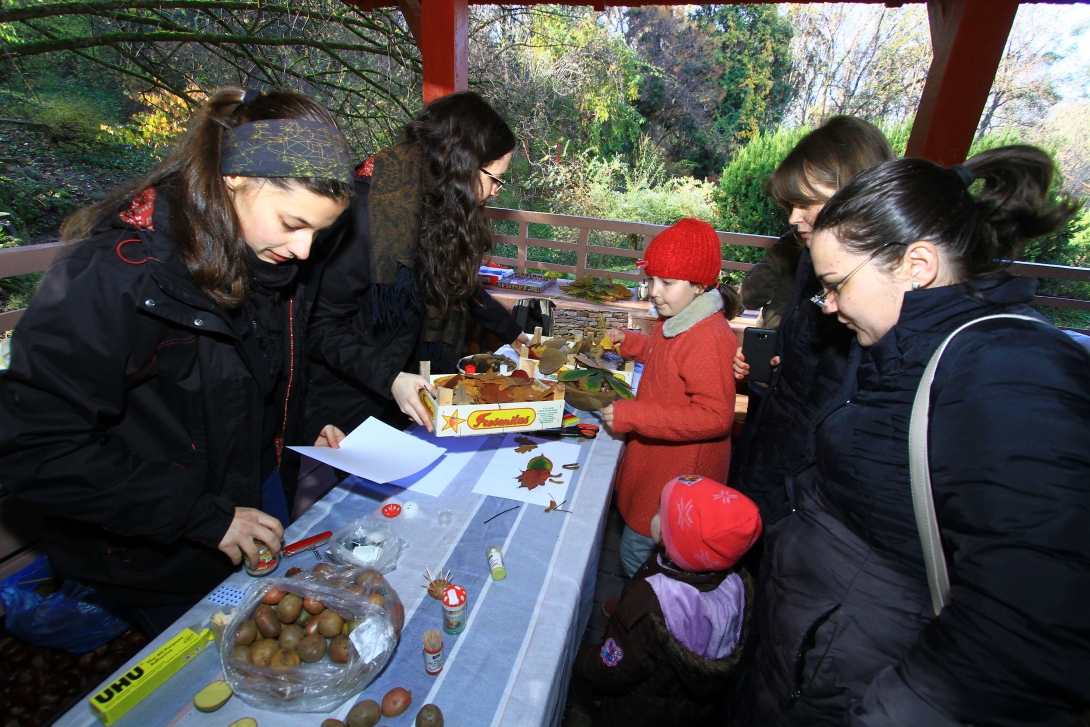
[0,555,129,653]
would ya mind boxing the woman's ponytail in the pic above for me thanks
[963,145,1078,262]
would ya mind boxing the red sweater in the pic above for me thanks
[611,291,738,537]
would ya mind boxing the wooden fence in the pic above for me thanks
[1,208,1089,336]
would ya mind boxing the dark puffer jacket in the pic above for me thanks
[305,174,523,440]
[576,553,753,726]
[0,189,313,607]
[735,277,1090,726]
[732,247,854,522]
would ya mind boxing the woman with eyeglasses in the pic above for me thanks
[730,117,893,523]
[734,146,1090,726]
[305,92,527,442]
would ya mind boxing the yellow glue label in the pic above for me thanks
[89,627,212,725]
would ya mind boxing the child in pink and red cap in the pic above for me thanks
[575,475,762,727]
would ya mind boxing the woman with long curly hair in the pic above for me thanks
[0,87,354,633]
[306,91,523,441]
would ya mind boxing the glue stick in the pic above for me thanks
[486,545,506,580]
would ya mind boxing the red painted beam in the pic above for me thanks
[906,0,1020,165]
[420,0,468,105]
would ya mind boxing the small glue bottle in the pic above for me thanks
[486,545,506,580]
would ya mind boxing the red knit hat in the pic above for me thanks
[638,218,721,288]
[659,475,762,572]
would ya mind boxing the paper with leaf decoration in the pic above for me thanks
[471,434,582,507]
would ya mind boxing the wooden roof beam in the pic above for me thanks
[906,0,1020,165]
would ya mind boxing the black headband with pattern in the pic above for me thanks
[221,119,354,185]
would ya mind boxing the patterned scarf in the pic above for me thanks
[367,143,468,373]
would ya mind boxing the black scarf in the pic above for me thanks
[241,248,298,381]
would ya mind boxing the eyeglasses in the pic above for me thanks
[811,242,904,309]
[480,168,505,190]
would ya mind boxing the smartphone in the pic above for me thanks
[743,327,778,385]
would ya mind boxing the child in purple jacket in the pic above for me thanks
[575,475,762,727]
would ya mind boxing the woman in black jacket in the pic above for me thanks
[731,117,893,520]
[0,88,353,632]
[306,92,524,441]
[736,146,1090,726]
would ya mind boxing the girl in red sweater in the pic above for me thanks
[603,218,739,577]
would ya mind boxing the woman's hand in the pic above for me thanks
[606,328,626,346]
[218,507,284,566]
[314,425,345,448]
[733,349,780,380]
[515,332,532,346]
[601,404,614,429]
[392,372,438,432]
[733,349,749,380]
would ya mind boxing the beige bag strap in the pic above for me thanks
[909,313,1043,616]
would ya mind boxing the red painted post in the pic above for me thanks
[421,0,469,105]
[906,0,1020,165]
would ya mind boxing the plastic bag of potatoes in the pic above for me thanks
[221,576,398,712]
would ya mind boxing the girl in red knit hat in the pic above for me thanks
[603,218,739,578]
[575,475,761,726]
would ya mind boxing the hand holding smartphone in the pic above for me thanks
[742,327,778,385]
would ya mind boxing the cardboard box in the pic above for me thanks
[89,627,212,725]
[420,374,566,438]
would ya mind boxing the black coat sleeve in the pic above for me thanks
[848,324,1090,726]
[0,244,231,545]
[575,582,658,696]
[470,287,523,344]
[307,196,422,400]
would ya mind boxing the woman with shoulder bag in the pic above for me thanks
[735,146,1090,726]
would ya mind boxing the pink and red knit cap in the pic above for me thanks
[637,218,722,288]
[659,475,762,572]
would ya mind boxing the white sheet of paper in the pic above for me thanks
[388,427,488,497]
[471,434,582,507]
[289,417,446,484]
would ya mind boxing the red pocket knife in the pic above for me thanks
[283,531,333,557]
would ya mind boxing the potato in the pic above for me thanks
[303,597,326,615]
[312,563,336,577]
[346,699,382,727]
[415,704,444,727]
[355,570,382,588]
[382,687,412,717]
[230,645,253,664]
[275,593,304,624]
[250,639,279,666]
[276,623,303,651]
[322,721,347,727]
[229,719,258,727]
[304,616,322,636]
[297,634,327,663]
[193,680,233,712]
[270,647,300,667]
[328,635,351,664]
[285,566,303,577]
[254,605,282,639]
[235,620,258,647]
[345,620,363,635]
[294,609,312,628]
[367,593,386,608]
[261,586,286,605]
[317,610,345,638]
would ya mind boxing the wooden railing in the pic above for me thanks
[484,207,1090,322]
[1,209,1089,335]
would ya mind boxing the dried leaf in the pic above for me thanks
[517,454,555,491]
[537,347,567,376]
[599,334,613,351]
[558,368,593,381]
[513,436,538,454]
[562,463,580,470]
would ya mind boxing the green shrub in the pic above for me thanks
[714,125,807,237]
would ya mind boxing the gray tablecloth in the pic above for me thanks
[55,420,623,727]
